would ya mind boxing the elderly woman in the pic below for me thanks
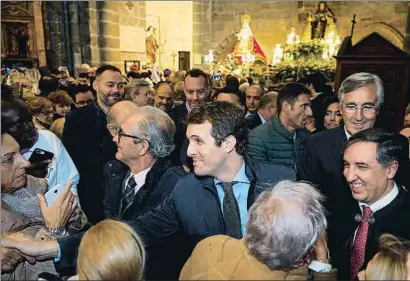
[26,97,54,130]
[180,180,336,280]
[1,133,87,280]
[358,234,410,280]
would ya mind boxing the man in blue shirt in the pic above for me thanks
[2,101,296,278]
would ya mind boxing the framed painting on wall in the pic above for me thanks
[124,60,140,73]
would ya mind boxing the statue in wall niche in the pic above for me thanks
[6,25,29,57]
[310,1,336,40]
[146,26,159,66]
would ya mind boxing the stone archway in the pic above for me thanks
[353,22,404,50]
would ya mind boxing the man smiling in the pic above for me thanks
[330,128,410,280]
[63,65,125,223]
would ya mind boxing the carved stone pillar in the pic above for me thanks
[44,1,67,70]
[404,2,410,53]
[33,2,46,66]
[68,2,82,76]
[97,2,121,69]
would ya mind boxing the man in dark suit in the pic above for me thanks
[298,72,384,217]
[329,128,410,280]
[62,65,125,223]
[168,69,212,166]
[3,102,296,279]
[103,106,186,279]
[246,91,278,131]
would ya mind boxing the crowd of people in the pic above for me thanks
[1,62,410,280]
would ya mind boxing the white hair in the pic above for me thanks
[245,180,327,270]
[338,72,384,107]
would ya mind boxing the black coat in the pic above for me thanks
[56,156,296,277]
[297,126,356,216]
[168,103,189,166]
[102,158,186,280]
[246,112,263,131]
[102,158,185,220]
[330,186,410,279]
[62,102,117,224]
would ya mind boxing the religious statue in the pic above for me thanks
[310,1,336,40]
[231,14,267,64]
[7,26,29,57]
[146,26,159,66]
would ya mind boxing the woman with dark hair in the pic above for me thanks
[317,96,343,131]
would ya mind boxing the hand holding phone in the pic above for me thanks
[37,181,75,229]
[44,183,64,206]
[27,149,54,178]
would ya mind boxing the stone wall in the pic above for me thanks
[118,1,146,73]
[208,1,409,64]
[146,1,193,70]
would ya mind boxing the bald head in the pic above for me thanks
[106,100,138,136]
[246,85,264,113]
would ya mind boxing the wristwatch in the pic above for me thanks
[45,227,66,236]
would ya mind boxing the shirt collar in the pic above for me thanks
[344,126,352,140]
[359,182,399,213]
[257,111,266,124]
[214,160,250,185]
[129,165,153,188]
[185,101,192,113]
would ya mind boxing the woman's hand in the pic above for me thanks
[38,181,76,229]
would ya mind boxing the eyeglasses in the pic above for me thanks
[343,104,377,114]
[117,128,150,146]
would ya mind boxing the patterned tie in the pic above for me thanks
[220,182,242,239]
[121,176,137,215]
[350,206,373,280]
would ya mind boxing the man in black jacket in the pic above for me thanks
[103,106,186,279]
[329,128,410,280]
[246,91,278,131]
[3,102,295,279]
[62,65,125,224]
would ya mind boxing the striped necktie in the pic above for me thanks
[121,175,137,215]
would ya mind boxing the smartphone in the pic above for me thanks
[28,148,54,164]
[45,183,64,206]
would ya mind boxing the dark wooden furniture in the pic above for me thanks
[334,32,410,132]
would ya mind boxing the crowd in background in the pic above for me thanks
[1,62,410,281]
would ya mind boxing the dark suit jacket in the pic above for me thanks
[168,103,189,166]
[102,158,186,280]
[330,186,410,279]
[62,102,116,224]
[298,126,356,216]
[246,112,263,131]
[56,156,296,278]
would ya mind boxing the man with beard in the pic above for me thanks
[62,65,125,224]
[1,98,79,195]
[247,83,312,171]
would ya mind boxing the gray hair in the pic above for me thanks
[125,79,151,100]
[338,72,384,107]
[245,180,327,270]
[405,103,410,116]
[130,106,175,158]
[259,91,278,109]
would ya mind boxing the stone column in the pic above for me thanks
[33,2,46,66]
[404,2,410,53]
[97,2,121,69]
[68,2,82,76]
[193,1,212,69]
[44,1,67,70]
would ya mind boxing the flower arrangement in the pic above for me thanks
[284,38,326,61]
[269,60,335,84]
